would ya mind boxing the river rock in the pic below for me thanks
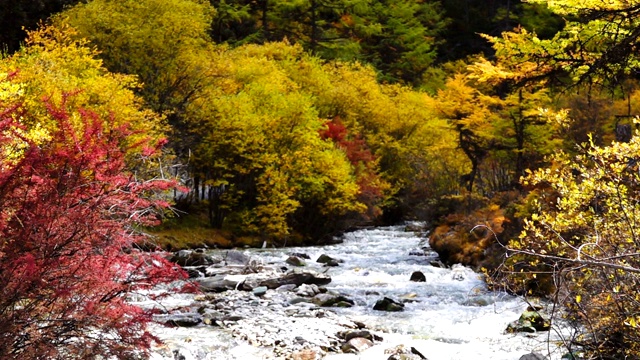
[185,266,206,278]
[384,344,428,360]
[195,276,241,292]
[341,337,373,353]
[316,254,341,267]
[252,286,268,297]
[296,283,320,297]
[404,222,427,233]
[519,353,546,360]
[170,249,215,267]
[373,297,405,312]
[224,250,251,265]
[451,264,466,281]
[408,249,426,256]
[339,330,374,342]
[259,270,332,289]
[506,310,551,333]
[399,293,418,303]
[409,271,426,282]
[312,293,354,307]
[289,252,311,260]
[238,277,261,291]
[154,313,202,327]
[291,349,318,360]
[286,256,306,267]
[276,284,298,292]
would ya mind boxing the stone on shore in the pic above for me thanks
[170,249,217,267]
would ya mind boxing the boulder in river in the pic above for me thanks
[506,310,551,333]
[289,252,311,259]
[170,249,216,267]
[259,270,331,289]
[373,297,405,312]
[409,271,426,282]
[311,293,354,307]
[286,256,306,267]
[316,254,341,267]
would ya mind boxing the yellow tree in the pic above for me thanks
[503,130,640,359]
[0,25,162,155]
[433,74,499,192]
[186,43,364,240]
[56,0,220,173]
[281,56,465,214]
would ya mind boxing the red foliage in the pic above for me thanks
[321,118,385,219]
[320,119,375,165]
[0,97,186,358]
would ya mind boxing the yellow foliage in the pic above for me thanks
[0,25,162,149]
[505,128,640,356]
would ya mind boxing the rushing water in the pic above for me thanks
[145,224,568,360]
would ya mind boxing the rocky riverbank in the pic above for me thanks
[145,249,423,359]
[137,225,564,360]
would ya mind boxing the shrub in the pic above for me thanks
[0,93,186,359]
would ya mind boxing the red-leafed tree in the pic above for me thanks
[320,117,388,220]
[0,95,186,359]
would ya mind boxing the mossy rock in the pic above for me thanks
[506,310,551,333]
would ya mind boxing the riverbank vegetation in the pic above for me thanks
[3,0,640,358]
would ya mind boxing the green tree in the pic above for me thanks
[359,0,448,84]
[208,0,448,85]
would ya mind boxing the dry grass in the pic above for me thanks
[138,211,262,251]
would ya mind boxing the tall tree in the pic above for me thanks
[209,0,449,85]
[58,0,221,190]
[186,43,365,240]
[485,0,640,89]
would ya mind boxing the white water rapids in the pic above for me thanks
[142,224,569,360]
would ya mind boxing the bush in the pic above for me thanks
[500,134,640,358]
[0,94,186,358]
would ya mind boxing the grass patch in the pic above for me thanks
[138,210,262,251]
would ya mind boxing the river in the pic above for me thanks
[140,224,568,360]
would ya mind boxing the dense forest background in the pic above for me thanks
[0,0,571,244]
[5,0,640,358]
